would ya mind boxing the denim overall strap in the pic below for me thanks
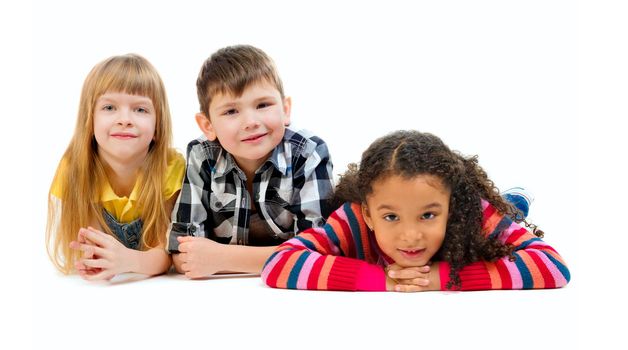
[102,209,143,250]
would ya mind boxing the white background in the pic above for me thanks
[2,0,626,349]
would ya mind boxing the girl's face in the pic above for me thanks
[362,174,450,267]
[93,92,156,166]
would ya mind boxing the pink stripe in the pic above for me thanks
[335,206,349,223]
[529,250,568,287]
[481,199,489,210]
[261,250,287,281]
[296,253,320,289]
[503,257,524,289]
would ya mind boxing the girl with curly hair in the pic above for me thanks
[261,130,570,291]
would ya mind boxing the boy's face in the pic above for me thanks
[362,174,450,268]
[196,80,291,173]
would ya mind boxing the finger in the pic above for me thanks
[84,270,115,281]
[388,266,429,280]
[69,241,108,259]
[81,227,113,247]
[403,277,430,287]
[81,258,110,269]
[178,242,189,253]
[177,252,188,263]
[177,235,195,243]
[394,284,426,293]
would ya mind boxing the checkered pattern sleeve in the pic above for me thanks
[289,134,335,232]
[166,139,212,253]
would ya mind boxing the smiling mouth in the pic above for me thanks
[111,133,137,139]
[398,248,426,259]
[242,133,267,142]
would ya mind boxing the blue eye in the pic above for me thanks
[136,107,148,113]
[102,105,114,111]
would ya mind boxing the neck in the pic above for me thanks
[101,154,146,197]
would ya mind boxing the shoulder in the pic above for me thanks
[50,156,70,198]
[282,127,329,158]
[186,135,224,162]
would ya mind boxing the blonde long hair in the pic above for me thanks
[46,54,175,274]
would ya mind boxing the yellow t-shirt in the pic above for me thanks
[51,152,186,223]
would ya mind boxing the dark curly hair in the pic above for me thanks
[333,130,544,290]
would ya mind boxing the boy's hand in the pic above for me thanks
[176,236,227,279]
[69,227,136,281]
[385,263,438,292]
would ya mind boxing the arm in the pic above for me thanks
[176,238,276,277]
[290,137,335,232]
[437,200,571,291]
[166,141,210,254]
[70,190,180,280]
[262,202,387,291]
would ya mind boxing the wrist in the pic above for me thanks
[428,262,441,291]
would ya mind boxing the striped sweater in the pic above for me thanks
[262,200,570,291]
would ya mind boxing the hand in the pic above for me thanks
[176,236,227,279]
[69,227,138,281]
[71,228,101,277]
[385,263,433,292]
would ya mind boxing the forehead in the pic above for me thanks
[368,174,450,208]
[210,79,280,104]
[96,92,153,105]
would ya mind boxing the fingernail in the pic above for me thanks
[388,271,395,277]
[395,285,401,292]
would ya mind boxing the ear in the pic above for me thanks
[361,203,373,231]
[282,96,292,126]
[195,113,217,141]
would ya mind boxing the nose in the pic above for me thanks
[399,222,423,243]
[116,107,134,126]
[242,109,261,129]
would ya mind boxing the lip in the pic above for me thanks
[241,133,268,143]
[397,248,426,260]
[110,132,137,139]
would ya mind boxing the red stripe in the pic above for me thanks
[458,262,491,290]
[494,259,512,289]
[529,250,556,288]
[505,227,527,245]
[336,213,356,257]
[265,251,291,287]
[307,256,325,289]
[308,231,333,254]
[483,204,497,223]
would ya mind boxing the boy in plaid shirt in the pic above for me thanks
[168,45,335,278]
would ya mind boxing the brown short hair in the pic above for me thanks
[196,45,284,117]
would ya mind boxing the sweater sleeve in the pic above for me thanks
[261,202,386,291]
[438,200,571,290]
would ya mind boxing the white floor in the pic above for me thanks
[33,266,579,350]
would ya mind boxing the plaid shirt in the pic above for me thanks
[167,128,334,253]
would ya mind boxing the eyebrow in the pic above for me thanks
[375,202,443,211]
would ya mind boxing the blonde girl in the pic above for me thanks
[46,54,185,280]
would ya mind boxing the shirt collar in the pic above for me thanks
[211,133,291,178]
[100,179,140,203]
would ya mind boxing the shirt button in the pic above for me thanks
[189,226,196,233]
[215,201,223,208]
